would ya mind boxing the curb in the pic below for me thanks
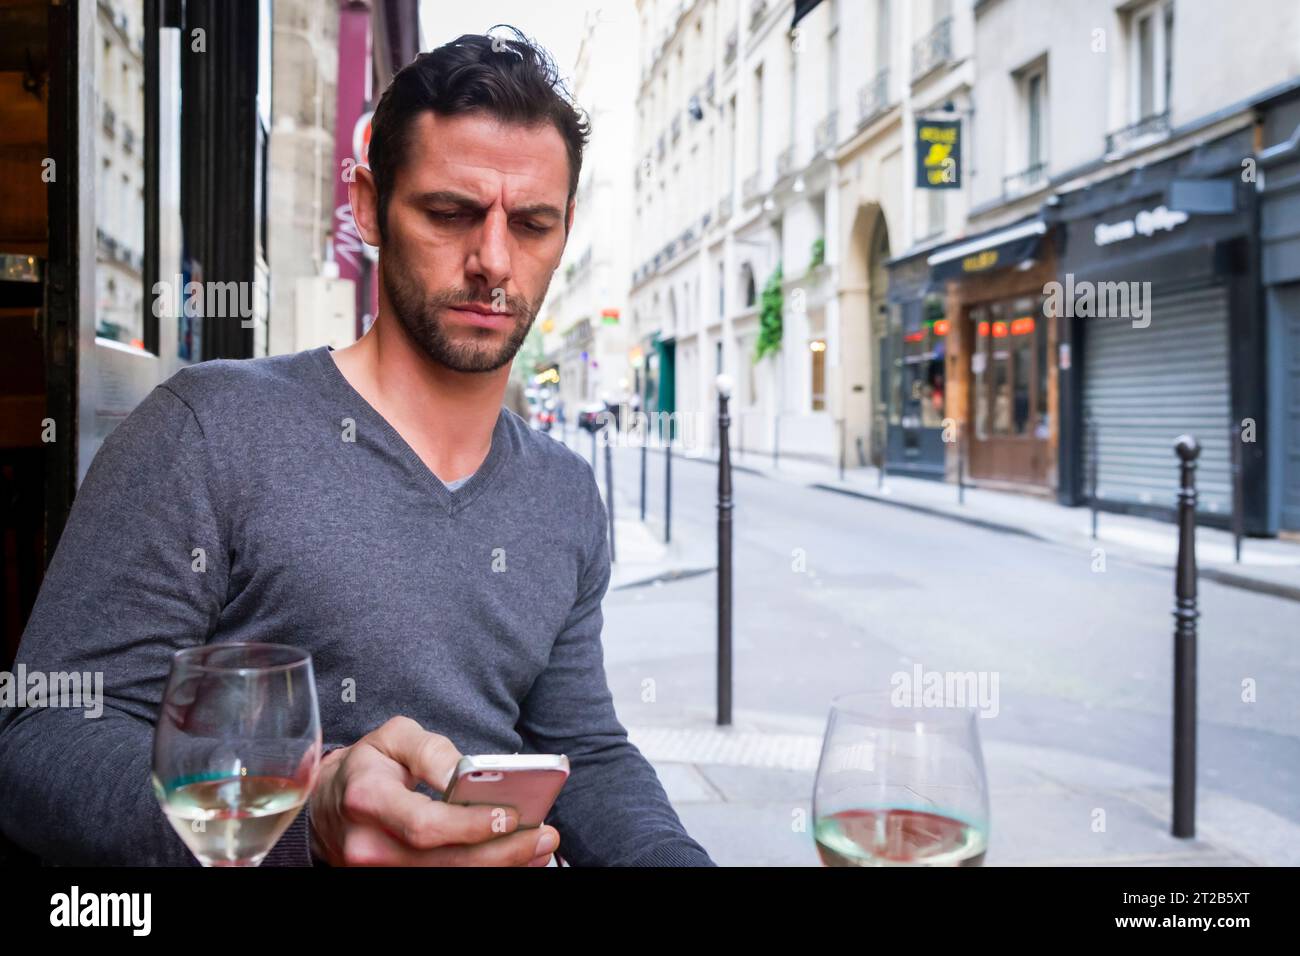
[808,482,1047,541]
[611,565,715,591]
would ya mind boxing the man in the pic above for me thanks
[0,28,714,867]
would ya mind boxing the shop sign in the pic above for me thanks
[1093,205,1189,247]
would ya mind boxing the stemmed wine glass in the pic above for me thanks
[152,643,322,867]
[813,690,990,866]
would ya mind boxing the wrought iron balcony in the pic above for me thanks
[1002,162,1048,198]
[912,16,953,81]
[858,69,890,126]
[1105,110,1170,155]
[814,110,838,154]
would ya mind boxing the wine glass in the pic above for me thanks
[813,690,990,866]
[152,643,322,867]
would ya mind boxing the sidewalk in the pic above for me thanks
[653,444,1300,603]
[626,707,1297,866]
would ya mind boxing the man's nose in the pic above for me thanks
[467,207,512,293]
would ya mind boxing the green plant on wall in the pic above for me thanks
[754,262,783,362]
[809,236,825,272]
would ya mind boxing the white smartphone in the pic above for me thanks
[443,754,570,829]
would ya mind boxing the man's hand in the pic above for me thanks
[308,716,560,866]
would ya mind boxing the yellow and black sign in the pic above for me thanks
[916,119,961,190]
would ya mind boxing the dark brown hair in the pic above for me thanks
[366,25,590,241]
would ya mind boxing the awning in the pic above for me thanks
[927,219,1047,281]
[792,0,824,28]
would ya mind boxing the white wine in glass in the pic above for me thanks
[152,643,322,867]
[813,691,990,866]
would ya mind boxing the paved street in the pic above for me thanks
[565,434,1300,865]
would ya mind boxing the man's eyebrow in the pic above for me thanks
[413,191,563,220]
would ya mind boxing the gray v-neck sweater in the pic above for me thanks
[0,347,713,867]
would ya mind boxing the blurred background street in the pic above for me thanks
[5,0,1300,867]
[560,430,1300,865]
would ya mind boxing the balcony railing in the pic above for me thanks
[1002,162,1048,198]
[724,28,738,65]
[776,144,795,178]
[814,110,838,154]
[742,171,761,203]
[912,16,953,81]
[858,69,890,126]
[1105,110,1170,155]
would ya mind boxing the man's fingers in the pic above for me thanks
[427,825,560,868]
[340,772,521,848]
[338,824,560,867]
[365,716,462,793]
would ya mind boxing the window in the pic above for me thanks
[728,94,738,192]
[788,35,798,151]
[971,295,1049,440]
[1130,1,1173,122]
[1026,71,1044,169]
[810,340,827,411]
[827,0,839,113]
[925,188,945,239]
[875,0,891,74]
[718,261,725,318]
[742,264,757,308]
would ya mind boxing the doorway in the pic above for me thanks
[967,294,1052,487]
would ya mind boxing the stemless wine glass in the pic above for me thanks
[812,690,990,867]
[152,643,322,867]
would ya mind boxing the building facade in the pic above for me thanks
[539,3,637,415]
[625,0,1300,529]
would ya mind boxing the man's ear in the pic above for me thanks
[349,166,383,247]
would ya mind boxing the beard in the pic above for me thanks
[382,255,546,374]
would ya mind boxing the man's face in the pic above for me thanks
[358,110,574,373]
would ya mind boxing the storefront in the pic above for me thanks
[1260,88,1300,533]
[881,251,947,480]
[927,218,1060,492]
[1053,126,1265,528]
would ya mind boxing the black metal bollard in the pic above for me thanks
[716,379,734,726]
[604,425,616,564]
[1231,421,1244,564]
[1089,416,1100,540]
[639,422,647,523]
[956,422,966,505]
[838,418,846,482]
[664,424,673,545]
[1173,435,1200,839]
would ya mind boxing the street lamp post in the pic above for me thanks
[716,374,734,726]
